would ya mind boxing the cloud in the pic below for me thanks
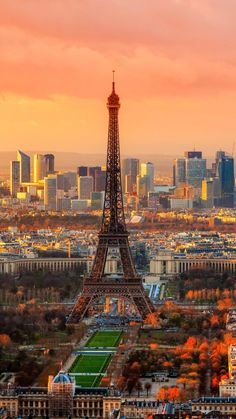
[0,0,236,99]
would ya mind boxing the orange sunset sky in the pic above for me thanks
[1,0,236,156]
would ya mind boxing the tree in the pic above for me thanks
[144,382,152,397]
[168,387,180,401]
[0,334,11,346]
[149,343,158,350]
[157,387,167,401]
[135,380,143,397]
[117,376,126,391]
[126,378,137,396]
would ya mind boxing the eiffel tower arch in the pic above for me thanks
[67,76,155,324]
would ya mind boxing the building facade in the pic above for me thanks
[217,152,235,208]
[34,154,46,183]
[150,250,236,277]
[44,154,55,175]
[140,162,155,192]
[10,160,20,197]
[77,176,93,199]
[17,150,30,183]
[0,256,117,275]
[44,175,57,210]
[123,158,139,194]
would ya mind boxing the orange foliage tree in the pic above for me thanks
[0,334,11,346]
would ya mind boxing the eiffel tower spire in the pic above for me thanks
[90,77,136,280]
[67,77,154,324]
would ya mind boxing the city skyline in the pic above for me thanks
[1,1,236,154]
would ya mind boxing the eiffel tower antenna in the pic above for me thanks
[67,78,154,324]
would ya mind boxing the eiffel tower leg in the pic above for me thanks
[67,294,95,324]
[105,296,110,314]
[90,239,108,279]
[121,297,125,316]
[132,295,154,318]
[117,298,121,314]
[119,243,136,278]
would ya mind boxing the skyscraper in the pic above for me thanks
[173,158,186,186]
[173,151,206,193]
[140,162,155,191]
[77,166,88,176]
[184,151,203,159]
[94,167,106,192]
[123,158,139,194]
[201,178,220,208]
[185,152,206,189]
[44,175,57,211]
[136,174,150,199]
[77,176,93,199]
[44,154,55,175]
[33,154,46,182]
[88,166,101,190]
[17,150,30,183]
[10,161,20,197]
[215,151,235,207]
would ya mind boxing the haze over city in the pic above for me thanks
[1,0,236,155]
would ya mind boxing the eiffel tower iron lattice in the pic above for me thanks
[67,77,155,324]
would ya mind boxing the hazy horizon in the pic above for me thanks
[0,151,216,176]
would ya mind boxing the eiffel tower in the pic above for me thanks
[67,76,155,324]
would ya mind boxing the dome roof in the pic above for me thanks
[53,371,73,384]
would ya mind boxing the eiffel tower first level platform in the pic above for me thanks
[67,76,155,324]
[68,277,154,324]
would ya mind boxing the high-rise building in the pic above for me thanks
[56,173,65,191]
[33,154,46,183]
[44,154,55,175]
[63,172,77,191]
[17,150,30,183]
[215,151,235,207]
[94,168,106,192]
[201,178,220,208]
[184,151,202,159]
[77,176,93,199]
[10,161,20,197]
[140,162,155,192]
[173,152,206,192]
[44,175,57,211]
[185,153,207,189]
[88,166,101,190]
[77,166,88,176]
[91,191,104,210]
[136,174,150,199]
[173,158,186,186]
[123,158,139,194]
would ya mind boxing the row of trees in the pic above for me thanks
[186,288,236,303]
[178,269,236,300]
[0,213,100,231]
[0,269,84,303]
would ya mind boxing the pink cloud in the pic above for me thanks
[0,0,236,98]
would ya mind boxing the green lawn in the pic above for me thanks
[69,354,111,374]
[86,330,122,348]
[73,374,102,388]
